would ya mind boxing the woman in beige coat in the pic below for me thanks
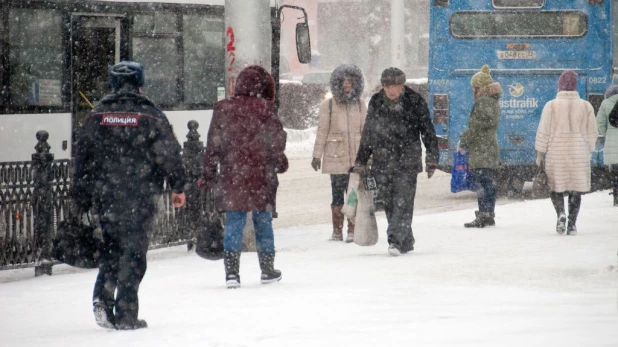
[311,64,367,242]
[535,70,598,235]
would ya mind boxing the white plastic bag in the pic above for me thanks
[342,173,361,219]
[353,181,378,246]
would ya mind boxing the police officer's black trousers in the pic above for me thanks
[93,215,150,326]
[375,173,417,253]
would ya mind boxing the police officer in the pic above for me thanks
[72,61,187,330]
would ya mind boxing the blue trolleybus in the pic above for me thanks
[428,0,616,192]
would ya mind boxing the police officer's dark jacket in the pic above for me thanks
[355,86,439,174]
[73,91,186,211]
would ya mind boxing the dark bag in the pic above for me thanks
[609,100,618,128]
[195,188,225,261]
[53,211,104,269]
[532,164,550,198]
[450,151,475,193]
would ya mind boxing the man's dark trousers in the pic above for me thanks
[375,172,417,253]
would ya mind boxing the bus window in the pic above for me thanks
[451,12,587,38]
[183,14,224,105]
[492,0,544,9]
[133,12,180,106]
[9,9,63,107]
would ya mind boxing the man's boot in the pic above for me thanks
[329,205,344,241]
[345,218,354,243]
[224,251,241,289]
[258,252,282,284]
[93,299,116,329]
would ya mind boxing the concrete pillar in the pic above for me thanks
[390,0,406,69]
[224,0,272,97]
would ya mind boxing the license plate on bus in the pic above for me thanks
[497,50,536,60]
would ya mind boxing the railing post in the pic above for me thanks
[32,130,54,276]
[182,120,204,250]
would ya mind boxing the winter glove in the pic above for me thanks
[351,165,366,175]
[311,157,321,171]
[536,152,544,167]
[172,192,186,208]
[197,177,207,189]
[426,163,438,179]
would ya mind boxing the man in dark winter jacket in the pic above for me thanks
[72,61,187,330]
[354,67,438,256]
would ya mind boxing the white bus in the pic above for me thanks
[0,0,310,161]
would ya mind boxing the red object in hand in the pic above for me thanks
[172,192,186,208]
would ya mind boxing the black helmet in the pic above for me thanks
[109,61,145,90]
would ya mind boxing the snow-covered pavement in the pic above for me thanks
[1,190,617,347]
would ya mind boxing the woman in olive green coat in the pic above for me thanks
[459,65,502,228]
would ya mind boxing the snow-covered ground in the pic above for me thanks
[1,190,617,347]
[1,130,617,346]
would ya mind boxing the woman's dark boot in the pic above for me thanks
[258,252,282,284]
[224,251,241,289]
[464,211,492,228]
[345,218,355,243]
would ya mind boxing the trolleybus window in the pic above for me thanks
[133,12,180,106]
[451,12,587,38]
[9,9,63,107]
[183,15,224,105]
[492,0,544,9]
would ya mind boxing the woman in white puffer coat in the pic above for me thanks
[535,70,598,235]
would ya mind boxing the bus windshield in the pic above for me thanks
[451,12,587,38]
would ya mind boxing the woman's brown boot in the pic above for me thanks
[329,205,344,241]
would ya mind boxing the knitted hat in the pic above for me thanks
[558,70,578,91]
[470,65,493,88]
[380,67,406,86]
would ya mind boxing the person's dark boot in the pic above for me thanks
[556,212,567,235]
[484,212,496,227]
[258,252,282,284]
[115,319,148,330]
[613,188,618,206]
[464,211,490,228]
[329,205,344,241]
[224,251,241,289]
[93,300,116,329]
[345,218,355,243]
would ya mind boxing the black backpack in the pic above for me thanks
[609,101,618,128]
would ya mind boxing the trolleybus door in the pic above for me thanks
[70,14,125,152]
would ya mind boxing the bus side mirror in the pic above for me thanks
[296,23,311,64]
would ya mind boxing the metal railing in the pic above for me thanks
[0,121,207,274]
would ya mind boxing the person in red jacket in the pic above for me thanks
[202,65,288,289]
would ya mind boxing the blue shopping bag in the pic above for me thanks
[450,151,475,193]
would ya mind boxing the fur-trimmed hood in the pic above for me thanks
[329,64,364,103]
